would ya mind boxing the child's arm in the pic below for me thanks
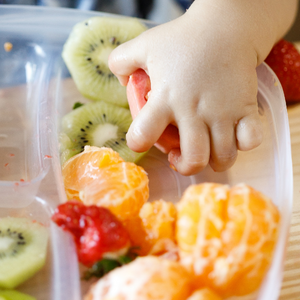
[109,0,298,176]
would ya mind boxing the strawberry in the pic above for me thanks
[52,201,130,267]
[265,39,300,102]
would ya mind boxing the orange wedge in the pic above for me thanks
[176,183,280,297]
[62,146,124,200]
[80,161,149,221]
[84,256,192,300]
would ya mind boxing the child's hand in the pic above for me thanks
[109,1,297,176]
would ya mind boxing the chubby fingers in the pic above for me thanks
[108,35,147,86]
[209,121,237,172]
[236,113,263,151]
[168,119,210,176]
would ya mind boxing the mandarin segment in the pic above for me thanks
[122,216,149,255]
[176,183,280,297]
[176,183,228,255]
[62,146,124,200]
[186,288,222,300]
[123,200,177,256]
[140,200,177,244]
[84,256,193,300]
[80,162,149,221]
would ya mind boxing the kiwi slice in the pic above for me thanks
[60,101,147,164]
[0,217,48,289]
[0,290,36,300]
[62,16,147,107]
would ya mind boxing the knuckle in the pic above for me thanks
[181,155,208,175]
[211,151,237,172]
[216,151,237,165]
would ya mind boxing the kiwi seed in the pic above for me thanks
[60,100,147,164]
[62,16,147,107]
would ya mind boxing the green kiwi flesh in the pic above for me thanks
[62,16,147,107]
[60,101,147,164]
[0,290,36,300]
[0,217,48,289]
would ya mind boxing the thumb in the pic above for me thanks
[108,35,147,86]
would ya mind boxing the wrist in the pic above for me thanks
[184,0,286,65]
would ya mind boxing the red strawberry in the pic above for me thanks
[265,39,300,102]
[52,201,130,267]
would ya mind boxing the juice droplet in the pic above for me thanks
[44,155,52,159]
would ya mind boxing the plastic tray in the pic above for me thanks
[0,5,293,300]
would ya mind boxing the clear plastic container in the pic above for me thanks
[0,5,293,300]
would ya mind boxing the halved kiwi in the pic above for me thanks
[0,217,48,289]
[60,101,147,164]
[62,16,147,107]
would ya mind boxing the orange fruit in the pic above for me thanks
[123,199,177,256]
[62,146,124,200]
[80,161,149,221]
[186,288,222,300]
[84,256,192,300]
[122,216,149,255]
[176,183,280,297]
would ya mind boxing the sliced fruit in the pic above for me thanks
[84,256,192,300]
[62,16,147,107]
[123,199,177,256]
[52,201,130,267]
[60,100,147,164]
[186,288,222,300]
[62,146,124,200]
[80,161,149,221]
[176,183,280,297]
[0,217,48,289]
[127,69,180,153]
[0,290,36,300]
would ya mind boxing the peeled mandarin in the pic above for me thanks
[62,146,124,200]
[123,199,177,256]
[176,183,280,297]
[80,161,149,221]
[84,256,193,300]
[186,288,222,300]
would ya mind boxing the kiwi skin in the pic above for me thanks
[60,101,147,165]
[62,16,147,108]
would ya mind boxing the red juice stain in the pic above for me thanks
[44,155,52,159]
[9,153,15,157]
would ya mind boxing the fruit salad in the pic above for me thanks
[50,14,293,300]
[0,7,294,300]
[52,146,280,300]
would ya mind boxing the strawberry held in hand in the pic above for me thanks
[52,201,130,267]
[265,39,300,102]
